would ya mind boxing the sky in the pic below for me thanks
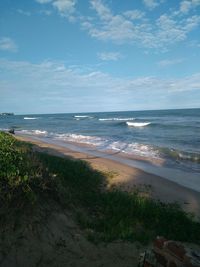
[0,0,200,114]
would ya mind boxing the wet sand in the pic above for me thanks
[16,134,200,217]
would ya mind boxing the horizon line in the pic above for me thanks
[4,106,200,116]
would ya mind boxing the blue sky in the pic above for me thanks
[0,0,200,114]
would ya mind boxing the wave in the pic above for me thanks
[106,141,159,158]
[0,128,9,132]
[74,115,93,119]
[17,128,159,159]
[19,130,48,136]
[16,129,200,166]
[158,147,200,164]
[54,133,105,146]
[126,122,151,127]
[99,117,135,121]
[24,117,38,120]
[108,141,200,164]
[53,133,159,158]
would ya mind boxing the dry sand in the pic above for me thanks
[16,135,200,217]
[0,201,145,267]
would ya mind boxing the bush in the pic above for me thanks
[0,132,55,210]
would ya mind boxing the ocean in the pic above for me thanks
[1,108,200,189]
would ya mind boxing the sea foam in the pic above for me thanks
[24,117,37,120]
[74,115,93,118]
[54,133,158,158]
[106,141,159,158]
[54,133,105,146]
[20,130,48,136]
[126,122,151,127]
[99,118,135,121]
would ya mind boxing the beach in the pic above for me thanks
[2,1,200,264]
[16,134,200,217]
[1,130,200,267]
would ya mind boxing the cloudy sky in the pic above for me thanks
[0,0,200,114]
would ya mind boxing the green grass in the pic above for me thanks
[0,131,200,244]
[0,132,56,212]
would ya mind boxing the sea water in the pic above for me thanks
[1,108,200,188]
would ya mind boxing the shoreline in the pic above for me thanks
[15,133,200,191]
[16,134,200,216]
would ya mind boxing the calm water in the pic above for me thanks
[1,108,200,173]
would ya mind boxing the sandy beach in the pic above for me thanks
[16,134,200,217]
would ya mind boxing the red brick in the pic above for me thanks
[153,236,167,250]
[165,241,186,261]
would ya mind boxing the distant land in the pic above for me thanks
[0,113,14,116]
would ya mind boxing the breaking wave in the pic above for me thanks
[99,117,135,121]
[54,133,106,146]
[159,147,200,164]
[126,122,151,127]
[53,133,159,158]
[106,141,159,158]
[24,117,38,120]
[74,115,93,119]
[16,129,200,169]
[19,130,48,136]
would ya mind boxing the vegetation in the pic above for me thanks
[0,131,200,244]
[0,132,55,210]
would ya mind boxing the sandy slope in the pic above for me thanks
[0,200,144,267]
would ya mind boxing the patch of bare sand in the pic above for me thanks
[0,202,144,267]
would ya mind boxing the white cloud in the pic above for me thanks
[143,0,160,10]
[35,0,200,50]
[158,58,184,67]
[179,0,200,14]
[0,37,18,52]
[123,10,145,20]
[81,0,200,50]
[151,14,200,48]
[0,59,200,113]
[180,1,192,13]
[98,52,122,61]
[36,0,52,3]
[82,1,143,44]
[52,0,76,18]
[36,0,76,20]
[17,9,31,16]
[39,9,52,15]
